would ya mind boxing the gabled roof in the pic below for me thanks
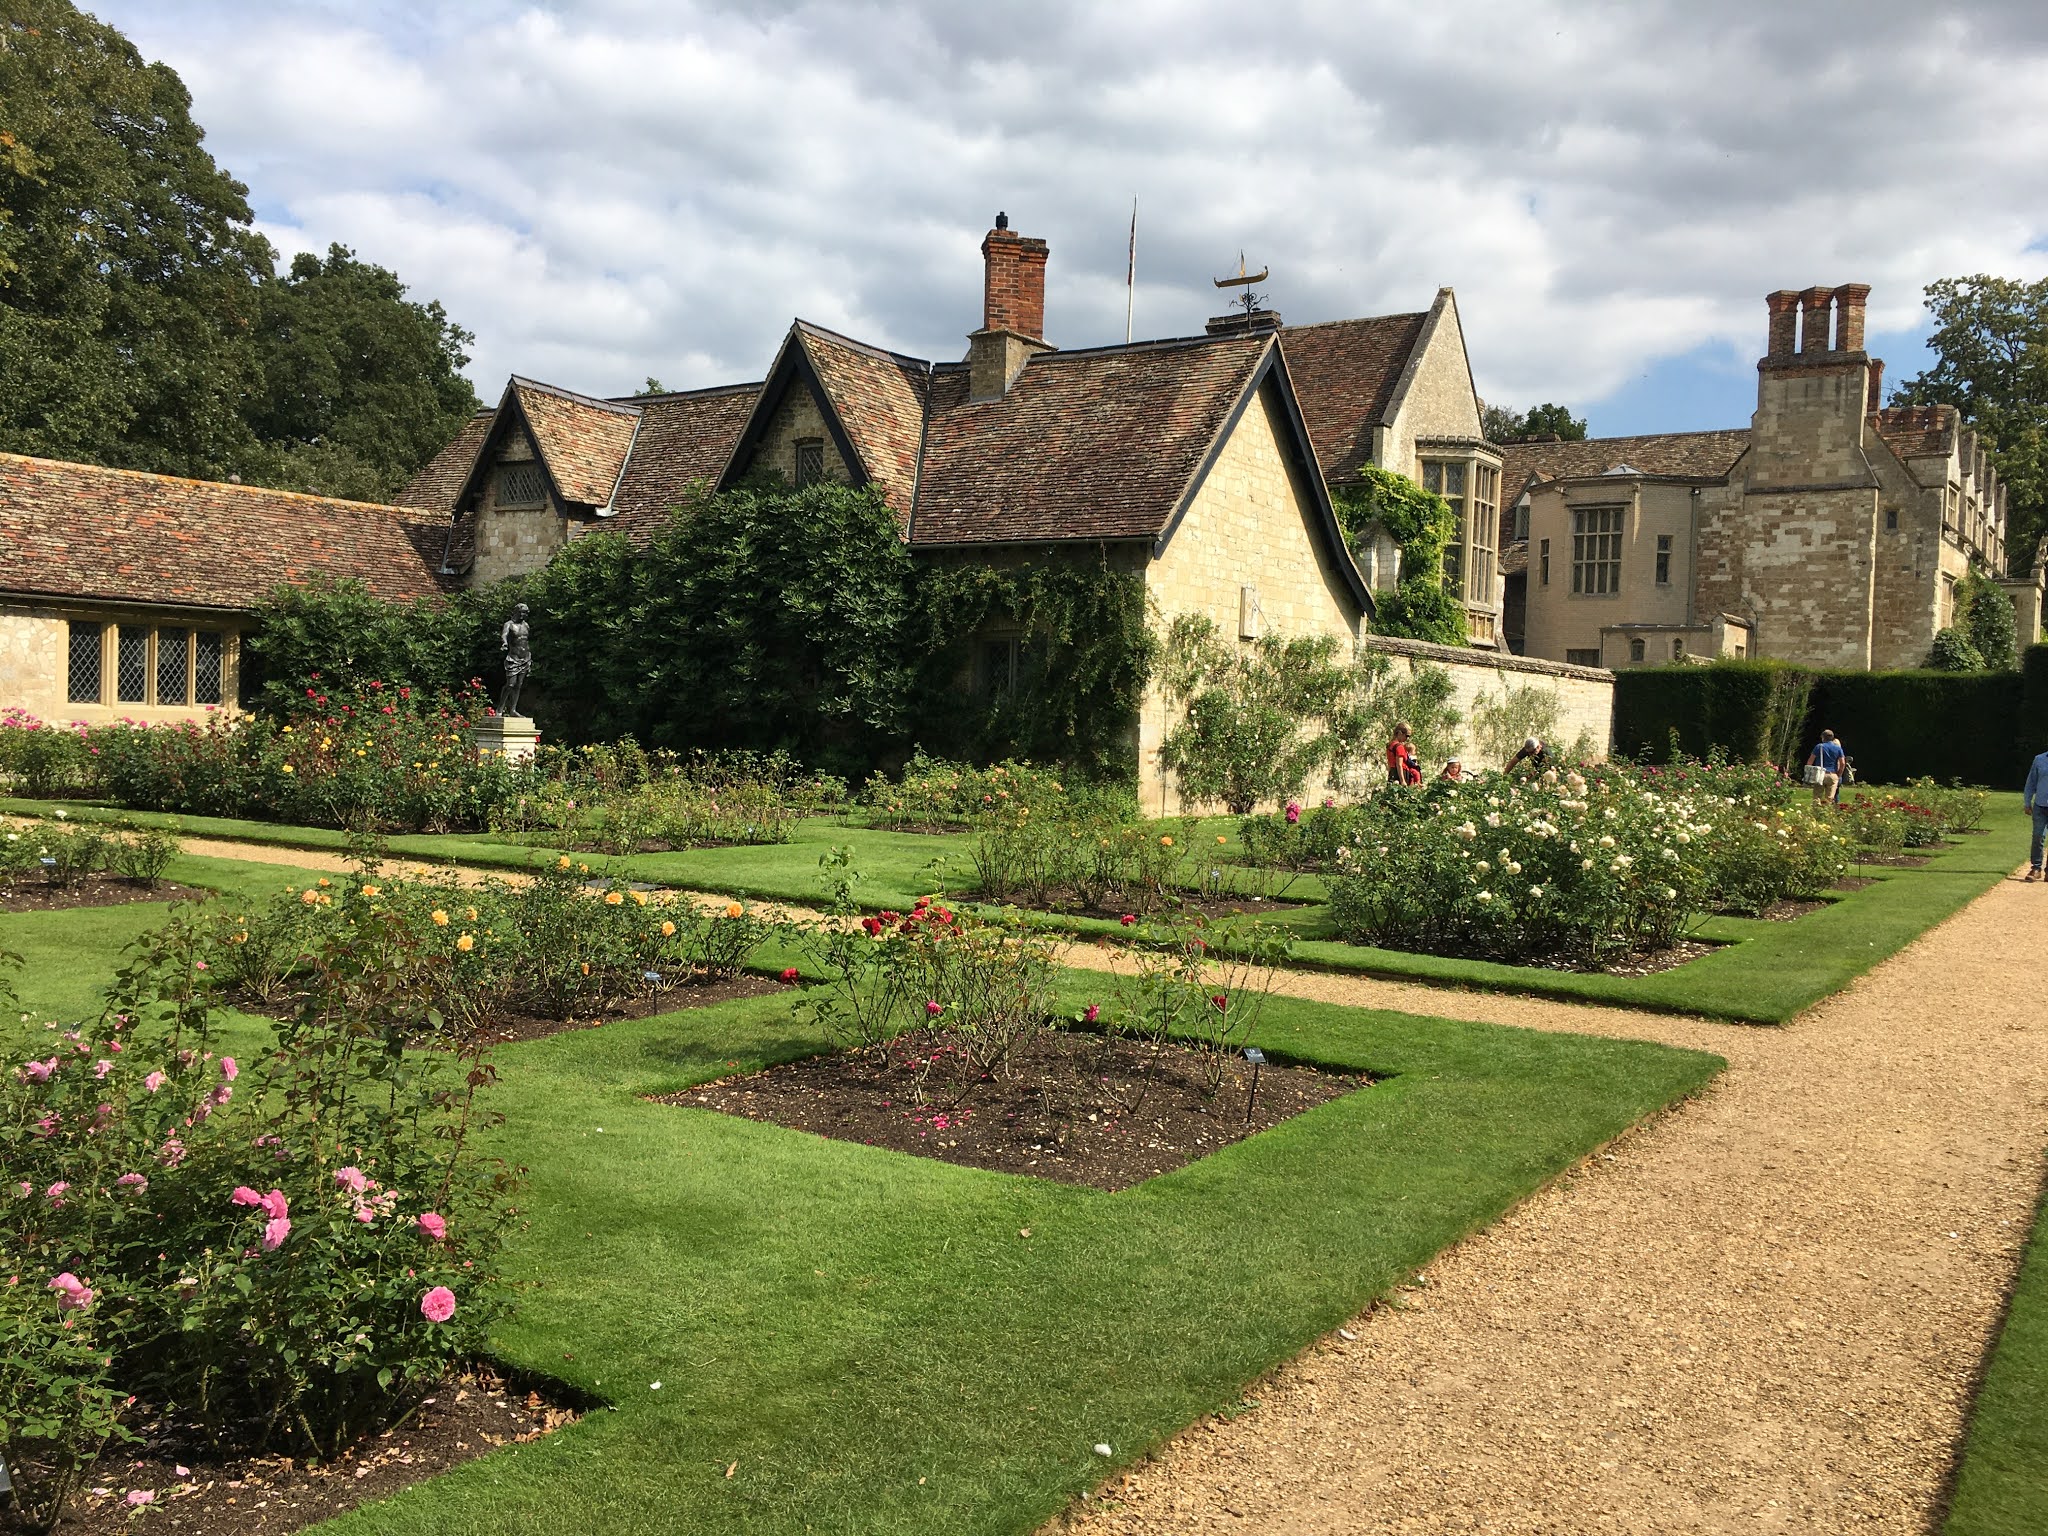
[1871,403,1956,461]
[394,409,494,512]
[602,384,759,539]
[793,324,931,520]
[1499,429,1752,493]
[1279,311,1430,484]
[0,453,451,612]
[507,379,641,507]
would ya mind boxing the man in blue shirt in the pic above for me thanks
[2025,748,2048,882]
[1807,730,1847,805]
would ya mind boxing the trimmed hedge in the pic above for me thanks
[1615,655,2044,787]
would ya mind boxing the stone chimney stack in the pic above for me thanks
[1866,357,1885,411]
[968,212,1053,402]
[1799,286,1835,354]
[1834,283,1870,351]
[1766,291,1801,358]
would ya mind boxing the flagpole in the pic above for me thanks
[1125,197,1137,345]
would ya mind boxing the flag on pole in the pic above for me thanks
[1125,198,1137,344]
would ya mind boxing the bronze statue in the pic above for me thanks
[498,604,532,718]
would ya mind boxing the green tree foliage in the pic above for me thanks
[1482,400,1588,443]
[1332,466,1469,645]
[0,0,272,478]
[1960,568,2018,670]
[0,2,477,495]
[1895,274,2048,570]
[1927,626,1985,672]
[244,245,481,502]
[241,576,490,713]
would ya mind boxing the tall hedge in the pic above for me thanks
[1615,658,2037,787]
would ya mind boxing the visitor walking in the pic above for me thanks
[2025,745,2048,882]
[1386,723,1422,786]
[1505,736,1549,776]
[1806,730,1847,805]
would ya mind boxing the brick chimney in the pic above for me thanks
[1205,310,1285,337]
[1834,283,1870,351]
[968,212,1053,401]
[1798,286,1835,353]
[1866,357,1885,411]
[1766,291,1801,358]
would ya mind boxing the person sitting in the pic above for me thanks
[1386,722,1422,786]
[1504,736,1548,775]
[1806,729,1847,805]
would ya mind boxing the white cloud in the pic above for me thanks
[94,0,2048,421]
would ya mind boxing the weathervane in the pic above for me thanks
[1213,252,1270,322]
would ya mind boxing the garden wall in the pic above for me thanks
[1364,635,1614,773]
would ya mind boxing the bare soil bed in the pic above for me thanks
[2,1368,581,1536]
[1725,896,1829,923]
[660,1024,1366,1191]
[1012,890,1312,925]
[0,875,197,914]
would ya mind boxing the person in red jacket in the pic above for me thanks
[1386,722,1422,786]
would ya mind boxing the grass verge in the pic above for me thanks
[5,861,1722,1536]
[1943,1171,2048,1536]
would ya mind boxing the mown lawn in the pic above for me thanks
[3,858,1723,1536]
[1944,1174,2048,1536]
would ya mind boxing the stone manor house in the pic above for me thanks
[1498,284,2046,670]
[7,213,1572,811]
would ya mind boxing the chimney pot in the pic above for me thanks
[995,210,1008,230]
[1835,282,1871,352]
[1765,291,1800,358]
[1798,286,1835,354]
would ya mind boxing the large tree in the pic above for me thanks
[246,245,481,501]
[1482,400,1588,444]
[0,1,479,496]
[0,0,272,477]
[1894,274,2048,571]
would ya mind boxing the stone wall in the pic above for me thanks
[747,379,853,485]
[1363,634,1614,772]
[0,602,242,725]
[1378,291,1484,474]
[1140,380,1365,814]
[473,437,569,586]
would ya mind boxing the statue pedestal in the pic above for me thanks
[471,714,539,764]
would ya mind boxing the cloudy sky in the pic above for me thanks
[93,0,2048,435]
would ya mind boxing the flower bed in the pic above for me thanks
[1,815,181,912]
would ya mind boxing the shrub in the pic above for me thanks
[1158,618,1349,813]
[0,709,93,796]
[0,901,517,1523]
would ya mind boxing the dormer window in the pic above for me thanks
[496,461,547,508]
[794,439,825,488]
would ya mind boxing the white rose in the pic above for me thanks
[1598,836,1616,848]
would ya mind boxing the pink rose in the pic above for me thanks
[925,1000,943,1017]
[45,1181,69,1206]
[48,1272,93,1310]
[219,1057,238,1081]
[144,1071,166,1093]
[416,1211,448,1243]
[231,1185,264,1207]
[116,1173,148,1195]
[1083,1003,1100,1024]
[353,1205,376,1224]
[334,1166,370,1194]
[23,1058,57,1083]
[261,1216,291,1251]
[94,1059,114,1079]
[419,1286,456,1323]
[1285,801,1302,825]
[207,1084,232,1108]
[158,1138,187,1168]
[259,1189,289,1221]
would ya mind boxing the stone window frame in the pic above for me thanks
[1629,637,1646,663]
[1654,533,1672,587]
[1565,647,1600,667]
[1672,637,1686,660]
[1538,538,1550,587]
[65,618,232,709]
[1569,504,1624,596]
[494,460,548,509]
[793,438,826,489]
[1421,454,1503,611]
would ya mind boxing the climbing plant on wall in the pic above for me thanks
[1332,466,1469,646]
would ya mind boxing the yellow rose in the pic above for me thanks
[660,920,677,937]
[361,884,379,897]
[281,763,295,774]
[724,902,744,920]
[317,878,331,889]
[557,856,571,870]
[1160,835,1174,848]
[465,906,478,922]
[1216,835,1227,845]
[456,933,475,952]
[431,909,450,926]
[300,889,320,906]
[630,889,648,906]
[604,890,624,906]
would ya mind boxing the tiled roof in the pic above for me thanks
[511,379,640,507]
[1501,540,1529,577]
[393,409,494,512]
[1279,312,1429,484]
[1872,404,1956,460]
[795,324,931,522]
[1498,429,1751,490]
[0,452,451,611]
[603,384,759,539]
[909,333,1272,545]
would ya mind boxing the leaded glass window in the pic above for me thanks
[495,461,546,508]
[194,631,224,705]
[1571,506,1623,595]
[117,627,149,704]
[794,439,825,488]
[157,628,190,705]
[67,622,104,705]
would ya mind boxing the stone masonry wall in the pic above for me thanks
[748,380,853,486]
[1378,293,1482,476]
[0,608,64,722]
[1364,634,1614,772]
[1695,489,1880,668]
[1141,380,1364,814]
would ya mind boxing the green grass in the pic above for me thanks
[4,853,1723,1536]
[1944,1175,2048,1536]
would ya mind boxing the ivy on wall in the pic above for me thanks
[1331,466,1469,646]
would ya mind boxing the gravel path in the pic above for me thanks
[1057,871,2048,1535]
